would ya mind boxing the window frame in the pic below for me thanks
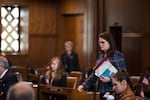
[0,5,21,54]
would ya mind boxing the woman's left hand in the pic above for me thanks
[99,76,110,83]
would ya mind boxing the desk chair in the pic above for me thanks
[70,71,82,85]
[67,77,78,89]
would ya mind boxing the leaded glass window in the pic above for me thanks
[1,5,20,52]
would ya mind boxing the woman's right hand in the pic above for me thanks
[77,85,84,92]
[99,76,110,83]
[45,78,49,84]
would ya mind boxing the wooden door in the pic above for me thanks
[63,14,84,68]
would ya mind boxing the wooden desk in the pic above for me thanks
[38,85,100,100]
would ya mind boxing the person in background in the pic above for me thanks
[41,56,67,87]
[6,81,35,100]
[61,41,80,75]
[0,56,18,100]
[112,71,136,100]
[77,32,126,99]
[1,52,12,67]
[137,72,150,99]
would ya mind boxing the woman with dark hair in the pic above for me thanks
[41,56,67,87]
[112,71,136,100]
[78,32,127,99]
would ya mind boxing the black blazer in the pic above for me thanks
[0,69,18,100]
[61,52,80,73]
[41,74,67,87]
[51,74,67,87]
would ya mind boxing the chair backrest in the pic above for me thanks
[70,71,82,84]
[67,76,78,89]
[70,71,82,79]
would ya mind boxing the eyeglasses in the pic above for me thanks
[98,41,107,44]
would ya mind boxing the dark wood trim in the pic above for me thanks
[62,13,84,16]
[29,34,57,38]
[122,33,143,38]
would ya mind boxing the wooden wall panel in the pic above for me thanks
[122,34,143,75]
[6,55,29,66]
[142,0,150,72]
[105,0,144,32]
[58,0,84,14]
[28,1,57,67]
[29,35,57,67]
[29,1,56,35]
[142,34,150,72]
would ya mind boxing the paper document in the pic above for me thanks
[94,59,118,77]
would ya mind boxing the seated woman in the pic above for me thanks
[41,56,67,87]
[111,71,136,100]
[136,72,150,99]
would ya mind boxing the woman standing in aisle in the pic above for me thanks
[78,32,127,99]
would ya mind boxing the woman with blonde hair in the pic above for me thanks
[41,56,66,87]
[61,41,80,75]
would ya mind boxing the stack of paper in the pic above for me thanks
[94,58,118,77]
